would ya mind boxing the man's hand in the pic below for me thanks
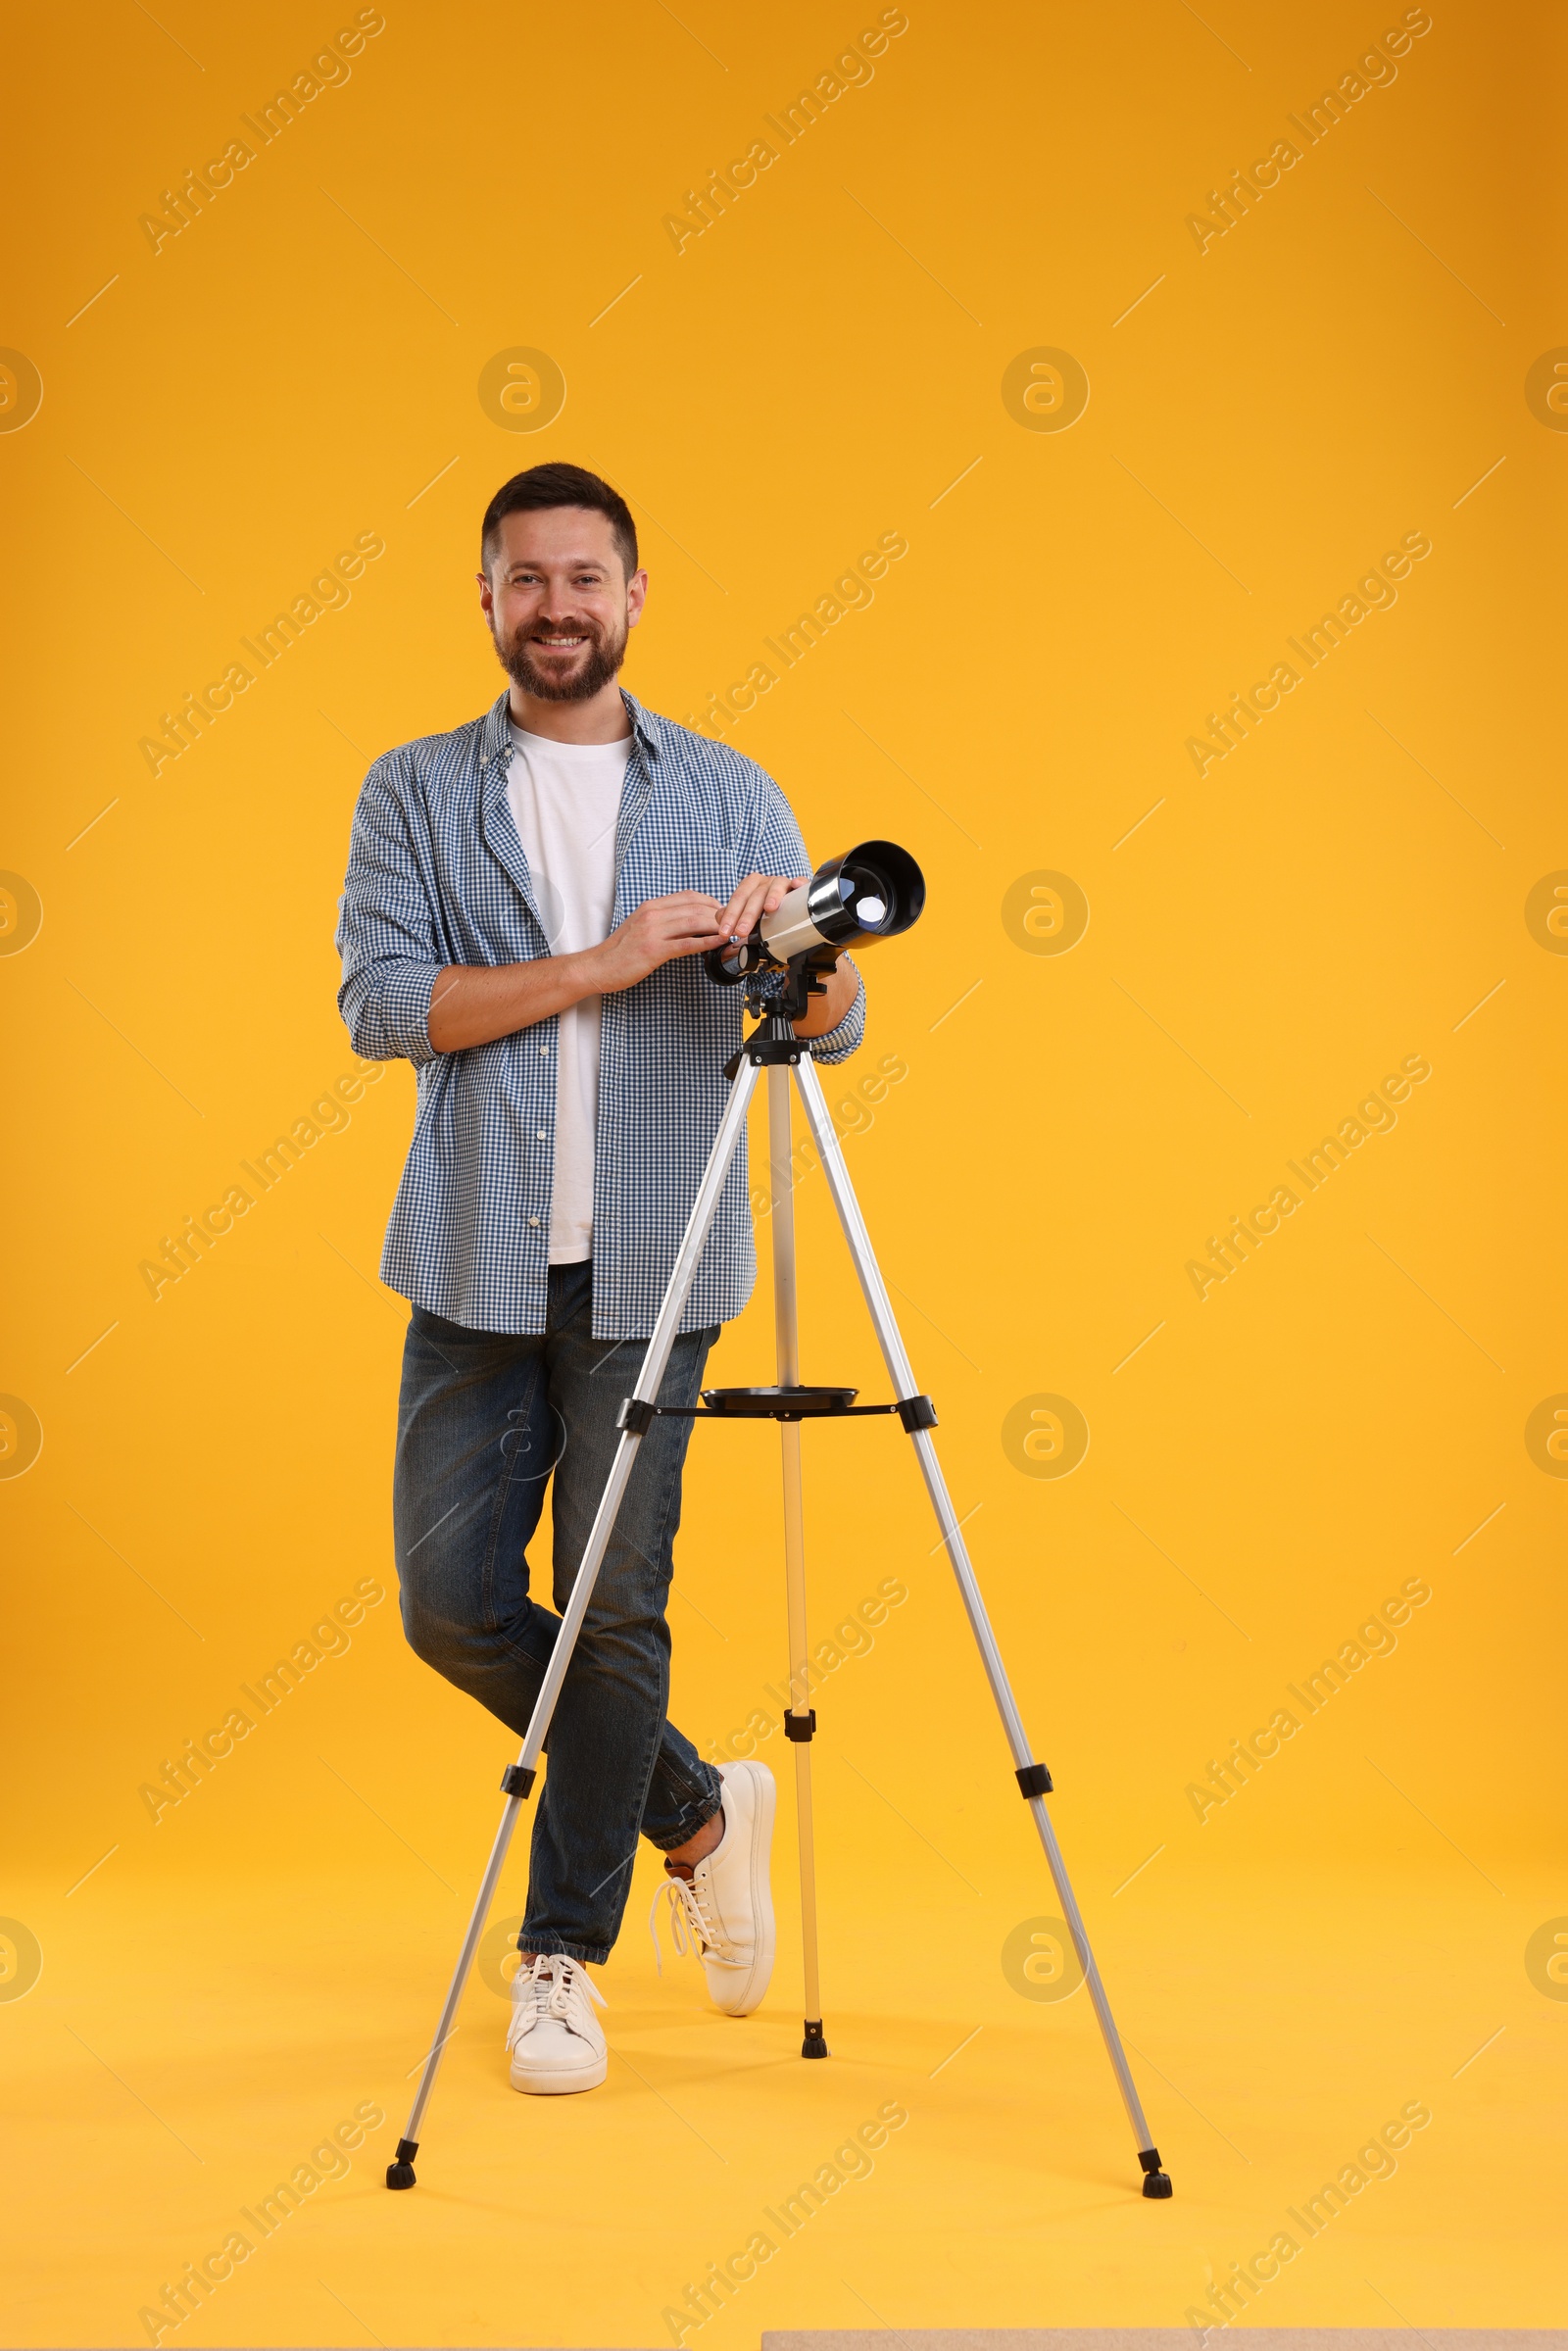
[588,891,730,991]
[716,872,810,947]
[712,871,859,1040]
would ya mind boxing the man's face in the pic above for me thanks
[478,507,647,702]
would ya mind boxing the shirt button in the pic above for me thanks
[539,1044,549,1055]
[528,1216,540,1227]
[536,1129,547,1140]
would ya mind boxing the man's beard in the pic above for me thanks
[491,613,627,703]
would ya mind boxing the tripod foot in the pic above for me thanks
[802,2018,829,2059]
[385,2137,418,2190]
[1139,2147,1172,2198]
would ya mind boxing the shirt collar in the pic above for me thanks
[477,687,662,768]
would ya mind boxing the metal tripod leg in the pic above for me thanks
[386,1049,764,2190]
[790,1054,1173,2199]
[766,1065,828,2060]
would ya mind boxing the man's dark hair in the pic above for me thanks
[480,463,639,579]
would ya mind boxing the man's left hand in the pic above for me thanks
[716,872,810,946]
[716,870,859,1040]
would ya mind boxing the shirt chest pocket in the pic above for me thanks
[613,841,739,919]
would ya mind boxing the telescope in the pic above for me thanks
[705,841,925,992]
[387,815,1175,2206]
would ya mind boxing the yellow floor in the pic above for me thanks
[7,1829,1563,2346]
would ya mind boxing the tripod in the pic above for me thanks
[386,1003,1172,2201]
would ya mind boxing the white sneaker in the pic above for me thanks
[649,1760,775,2017]
[506,1953,607,2094]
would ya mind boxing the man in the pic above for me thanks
[336,462,863,2096]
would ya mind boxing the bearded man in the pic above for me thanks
[336,463,863,2094]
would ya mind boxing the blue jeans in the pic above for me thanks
[393,1260,725,1964]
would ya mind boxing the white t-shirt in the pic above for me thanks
[507,723,630,1264]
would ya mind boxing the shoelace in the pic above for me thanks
[648,1873,734,1974]
[506,1954,606,2050]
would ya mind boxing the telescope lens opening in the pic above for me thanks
[838,858,901,933]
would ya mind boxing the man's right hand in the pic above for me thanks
[587,892,730,991]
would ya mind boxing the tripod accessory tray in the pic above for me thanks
[616,1386,938,1431]
[704,1385,858,1417]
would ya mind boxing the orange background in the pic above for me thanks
[2,0,1565,2342]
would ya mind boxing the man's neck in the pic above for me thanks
[508,682,632,745]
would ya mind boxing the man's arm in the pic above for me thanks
[426,892,729,1053]
[337,762,447,1066]
[738,773,866,1062]
[789,955,858,1039]
[427,876,858,1054]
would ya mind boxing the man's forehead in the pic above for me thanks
[493,508,620,568]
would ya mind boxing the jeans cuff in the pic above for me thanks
[519,1930,611,1968]
[647,1792,724,1855]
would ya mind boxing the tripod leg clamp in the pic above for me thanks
[1015,1761,1053,1797]
[895,1394,938,1433]
[617,1396,659,1435]
[501,1763,537,1798]
[783,1708,816,1741]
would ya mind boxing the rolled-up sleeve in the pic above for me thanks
[336,759,446,1066]
[748,770,866,1065]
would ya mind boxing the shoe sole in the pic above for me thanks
[509,2050,607,2095]
[710,1759,776,2018]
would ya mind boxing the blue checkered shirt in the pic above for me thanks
[336,689,864,1338]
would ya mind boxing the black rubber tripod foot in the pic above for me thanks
[1139,2146,1172,2198]
[386,2137,418,2189]
[802,2019,829,2058]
